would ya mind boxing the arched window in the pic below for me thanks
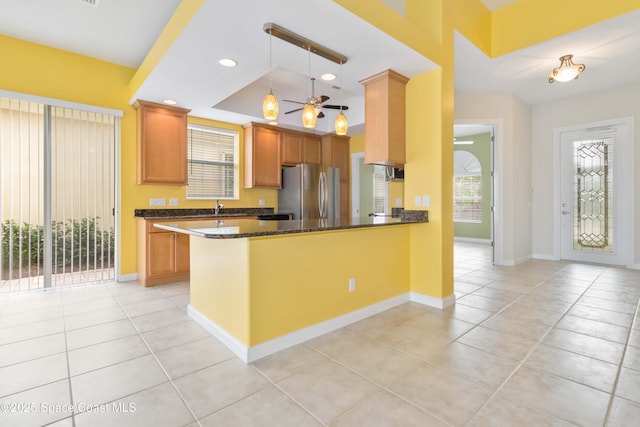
[453,151,482,223]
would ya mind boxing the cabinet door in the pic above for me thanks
[134,100,190,185]
[175,233,190,274]
[332,138,349,182]
[340,181,350,218]
[302,136,321,165]
[281,132,302,165]
[246,125,281,188]
[147,232,176,277]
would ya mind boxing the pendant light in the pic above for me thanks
[302,47,317,129]
[262,30,278,120]
[334,61,348,135]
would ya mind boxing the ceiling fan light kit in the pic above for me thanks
[548,54,585,83]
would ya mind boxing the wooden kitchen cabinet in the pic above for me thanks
[302,135,322,165]
[281,130,303,166]
[359,70,408,168]
[137,219,190,286]
[133,99,191,185]
[244,123,282,188]
[321,134,351,218]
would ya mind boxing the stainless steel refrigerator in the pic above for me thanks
[278,164,340,220]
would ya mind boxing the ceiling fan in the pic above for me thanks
[283,77,348,118]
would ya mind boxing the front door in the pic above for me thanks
[559,119,632,266]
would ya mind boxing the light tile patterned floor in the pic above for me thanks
[0,242,639,426]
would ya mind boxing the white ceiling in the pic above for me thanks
[1,0,639,135]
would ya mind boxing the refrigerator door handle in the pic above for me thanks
[318,171,327,218]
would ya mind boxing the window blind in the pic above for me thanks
[187,126,238,199]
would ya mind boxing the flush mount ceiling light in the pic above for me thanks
[548,54,585,83]
[262,30,279,121]
[218,58,237,67]
[321,73,336,81]
[163,99,177,105]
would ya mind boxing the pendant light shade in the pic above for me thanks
[263,31,279,120]
[334,61,348,135]
[548,54,585,83]
[302,104,317,128]
[262,91,278,120]
[335,112,348,135]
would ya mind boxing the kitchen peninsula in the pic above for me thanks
[155,213,428,362]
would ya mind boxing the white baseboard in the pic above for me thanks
[117,273,137,283]
[532,253,559,261]
[512,254,532,265]
[188,291,456,363]
[410,292,456,309]
[628,263,640,270]
[454,237,492,245]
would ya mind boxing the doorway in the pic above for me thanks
[0,93,121,293]
[557,118,634,266]
[453,123,496,264]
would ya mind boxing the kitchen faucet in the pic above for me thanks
[214,199,224,215]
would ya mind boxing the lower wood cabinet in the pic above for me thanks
[137,219,190,286]
[137,216,253,286]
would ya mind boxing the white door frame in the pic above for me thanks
[553,116,634,266]
[454,119,503,265]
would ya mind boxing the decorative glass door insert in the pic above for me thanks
[572,138,613,253]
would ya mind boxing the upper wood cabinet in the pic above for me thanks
[133,99,191,185]
[359,70,409,168]
[302,135,322,165]
[244,123,282,189]
[321,134,351,218]
[321,134,350,182]
[281,130,303,166]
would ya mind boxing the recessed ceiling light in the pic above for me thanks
[219,58,237,67]
[163,99,177,105]
[321,73,336,81]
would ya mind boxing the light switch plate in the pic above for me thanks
[149,198,166,206]
[169,198,178,206]
[259,199,266,206]
[422,195,430,208]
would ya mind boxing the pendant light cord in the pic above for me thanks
[269,32,273,91]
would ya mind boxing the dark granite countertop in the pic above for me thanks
[134,207,275,220]
[153,211,428,239]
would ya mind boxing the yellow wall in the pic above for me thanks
[190,226,411,346]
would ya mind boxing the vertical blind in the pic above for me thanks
[0,94,117,293]
[187,126,237,199]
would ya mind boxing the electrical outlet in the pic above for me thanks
[259,199,266,206]
[169,198,178,206]
[414,196,421,207]
[422,195,430,208]
[149,198,166,207]
[395,198,403,206]
[349,277,356,292]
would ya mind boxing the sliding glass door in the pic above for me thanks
[0,94,119,293]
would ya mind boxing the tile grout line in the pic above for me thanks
[104,283,204,426]
[602,284,640,426]
[459,263,610,426]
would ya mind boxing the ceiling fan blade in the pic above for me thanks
[322,104,349,111]
[317,111,325,119]
[285,108,304,114]
[283,99,306,105]
[318,95,330,103]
